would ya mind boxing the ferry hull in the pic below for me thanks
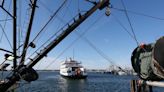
[61,74,87,79]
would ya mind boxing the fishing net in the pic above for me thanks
[131,36,164,81]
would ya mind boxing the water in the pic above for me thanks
[1,71,163,92]
[17,71,132,92]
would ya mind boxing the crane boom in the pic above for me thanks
[27,0,109,68]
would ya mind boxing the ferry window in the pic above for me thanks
[72,67,78,71]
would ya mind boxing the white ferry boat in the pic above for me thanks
[60,58,87,79]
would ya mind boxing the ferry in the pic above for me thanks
[60,58,87,79]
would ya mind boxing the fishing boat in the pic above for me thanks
[0,0,163,91]
[60,58,87,79]
[0,0,110,91]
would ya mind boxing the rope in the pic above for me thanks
[25,0,71,65]
[38,1,52,13]
[25,2,81,61]
[18,0,22,56]
[32,0,69,45]
[0,0,12,43]
[0,24,13,49]
[21,8,31,43]
[26,13,78,62]
[65,0,73,17]
[77,0,80,13]
[26,28,61,60]
[120,0,149,53]
[0,19,12,22]
[44,13,104,69]
[75,31,115,65]
[121,0,139,46]
[26,10,74,61]
[111,14,137,42]
[25,0,68,60]
[31,0,67,43]
[112,7,164,21]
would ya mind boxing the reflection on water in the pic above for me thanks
[59,77,87,92]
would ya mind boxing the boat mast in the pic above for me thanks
[0,0,110,91]
[20,0,37,65]
[13,0,17,70]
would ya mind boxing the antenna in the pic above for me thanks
[73,48,75,60]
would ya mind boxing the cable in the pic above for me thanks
[18,0,22,56]
[21,0,67,59]
[0,0,12,43]
[26,14,77,61]
[64,0,73,17]
[78,0,80,13]
[32,0,69,45]
[44,13,104,69]
[31,0,67,43]
[111,14,136,42]
[38,1,52,13]
[0,24,13,49]
[26,8,81,61]
[121,0,139,46]
[26,14,75,61]
[76,31,127,72]
[112,7,164,21]
[75,31,115,65]
[26,28,61,60]
[1,0,33,82]
[112,13,148,52]
[0,19,12,22]
[77,33,126,72]
[21,8,31,43]
[25,0,71,63]
[0,1,68,89]
[25,0,71,62]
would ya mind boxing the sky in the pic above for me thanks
[0,0,164,70]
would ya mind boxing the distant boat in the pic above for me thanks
[60,58,87,79]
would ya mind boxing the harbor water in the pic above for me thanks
[1,71,163,92]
